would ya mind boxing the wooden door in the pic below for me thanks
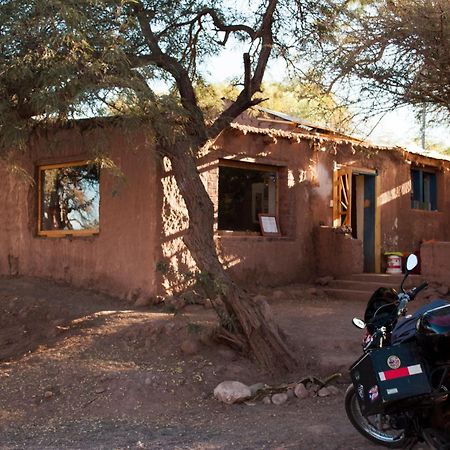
[333,167,352,227]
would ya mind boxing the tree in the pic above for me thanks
[0,0,348,371]
[317,0,450,121]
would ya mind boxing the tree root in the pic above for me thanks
[251,372,342,401]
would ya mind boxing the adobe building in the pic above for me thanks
[1,109,449,301]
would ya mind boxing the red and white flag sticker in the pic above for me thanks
[378,364,423,381]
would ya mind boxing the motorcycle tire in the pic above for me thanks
[345,384,408,448]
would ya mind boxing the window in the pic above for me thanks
[218,163,278,232]
[411,168,437,211]
[38,162,100,236]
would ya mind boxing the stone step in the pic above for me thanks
[327,279,400,293]
[323,273,429,303]
[341,273,425,285]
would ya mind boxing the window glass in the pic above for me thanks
[411,168,437,211]
[218,165,277,232]
[39,163,100,234]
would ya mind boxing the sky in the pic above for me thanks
[202,46,450,153]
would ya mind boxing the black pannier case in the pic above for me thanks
[350,342,431,415]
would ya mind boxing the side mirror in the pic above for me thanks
[352,318,366,329]
[406,254,418,272]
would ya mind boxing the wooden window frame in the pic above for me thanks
[37,160,100,238]
[411,167,438,211]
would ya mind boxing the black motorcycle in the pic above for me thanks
[345,254,450,449]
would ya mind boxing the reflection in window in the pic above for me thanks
[39,163,100,235]
[218,164,277,232]
[411,168,437,211]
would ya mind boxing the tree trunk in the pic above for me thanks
[165,142,297,372]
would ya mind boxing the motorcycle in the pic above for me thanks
[345,254,450,449]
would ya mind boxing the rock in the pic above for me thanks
[294,383,309,399]
[249,383,265,396]
[262,396,272,405]
[180,338,199,355]
[271,393,289,405]
[327,385,340,396]
[44,391,53,399]
[315,276,334,286]
[437,285,449,296]
[317,387,331,397]
[308,383,320,394]
[286,388,295,399]
[213,381,251,404]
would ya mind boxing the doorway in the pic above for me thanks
[333,167,378,272]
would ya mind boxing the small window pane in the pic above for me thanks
[411,168,437,211]
[40,164,100,232]
[218,165,277,232]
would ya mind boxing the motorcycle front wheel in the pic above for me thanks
[345,384,409,448]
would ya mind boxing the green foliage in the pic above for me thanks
[259,82,351,132]
[316,0,450,121]
[0,0,352,156]
[194,81,351,131]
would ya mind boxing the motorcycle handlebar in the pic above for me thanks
[407,282,429,300]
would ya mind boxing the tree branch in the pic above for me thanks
[134,1,207,138]
[208,0,278,138]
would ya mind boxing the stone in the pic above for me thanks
[271,393,289,405]
[262,396,272,405]
[286,388,295,399]
[327,385,340,396]
[317,387,331,397]
[180,338,199,355]
[44,391,53,399]
[213,381,251,404]
[306,288,318,296]
[294,383,309,399]
[308,383,320,394]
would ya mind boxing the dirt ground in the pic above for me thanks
[0,276,417,449]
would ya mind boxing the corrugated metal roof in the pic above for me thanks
[253,105,362,142]
[229,122,450,164]
[251,105,450,163]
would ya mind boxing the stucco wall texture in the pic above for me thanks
[1,121,450,299]
[0,126,160,301]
